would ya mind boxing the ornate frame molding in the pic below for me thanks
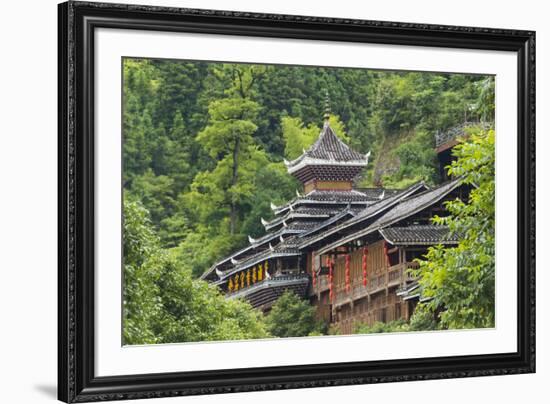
[58,1,535,402]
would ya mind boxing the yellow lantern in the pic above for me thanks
[252,267,257,283]
[228,278,234,292]
[240,272,245,289]
[257,264,263,281]
[246,269,251,286]
[234,274,239,291]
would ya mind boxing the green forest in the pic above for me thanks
[122,58,495,345]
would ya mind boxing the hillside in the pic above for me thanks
[122,59,495,277]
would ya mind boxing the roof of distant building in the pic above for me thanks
[379,225,460,246]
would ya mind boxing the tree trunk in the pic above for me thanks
[230,138,240,235]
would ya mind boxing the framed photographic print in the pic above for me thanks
[58,1,535,402]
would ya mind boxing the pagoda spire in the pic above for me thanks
[323,90,331,123]
[283,90,369,192]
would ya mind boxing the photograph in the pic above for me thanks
[122,58,496,345]
[53,1,536,402]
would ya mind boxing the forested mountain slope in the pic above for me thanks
[123,58,494,277]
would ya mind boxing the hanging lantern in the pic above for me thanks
[228,277,234,292]
[264,260,269,275]
[233,274,239,291]
[327,256,334,302]
[240,272,245,289]
[362,247,368,287]
[257,264,263,281]
[252,266,257,283]
[345,254,351,293]
[246,269,251,286]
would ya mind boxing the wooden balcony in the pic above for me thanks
[330,261,419,308]
[309,274,331,296]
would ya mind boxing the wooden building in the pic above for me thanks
[202,108,468,333]
[435,121,491,180]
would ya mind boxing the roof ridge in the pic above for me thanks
[397,179,458,203]
[385,224,449,229]
[363,180,425,208]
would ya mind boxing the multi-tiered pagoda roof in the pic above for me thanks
[202,102,466,315]
[284,121,369,183]
[201,115,374,283]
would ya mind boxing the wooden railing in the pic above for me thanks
[311,274,331,294]
[329,261,419,307]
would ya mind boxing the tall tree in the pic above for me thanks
[173,65,299,277]
[196,97,261,234]
[195,64,267,234]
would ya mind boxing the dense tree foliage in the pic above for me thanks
[411,129,495,329]
[264,291,325,337]
[123,198,166,344]
[123,198,269,345]
[123,59,494,266]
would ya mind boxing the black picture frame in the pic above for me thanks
[58,1,536,402]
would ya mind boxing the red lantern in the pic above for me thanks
[345,254,351,293]
[327,256,334,301]
[362,247,368,287]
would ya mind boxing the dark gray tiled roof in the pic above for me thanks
[351,182,428,222]
[294,206,343,215]
[286,123,366,168]
[315,178,462,255]
[272,190,372,215]
[370,179,461,228]
[205,178,464,282]
[297,182,429,249]
[379,225,459,245]
[201,221,316,280]
[219,243,301,278]
[287,221,319,230]
[202,208,351,280]
[298,208,357,238]
[303,189,372,202]
[264,206,343,229]
[357,187,401,201]
[248,224,307,246]
[203,182,430,280]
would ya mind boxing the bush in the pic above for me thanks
[265,291,325,337]
[353,319,409,334]
[409,307,438,331]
